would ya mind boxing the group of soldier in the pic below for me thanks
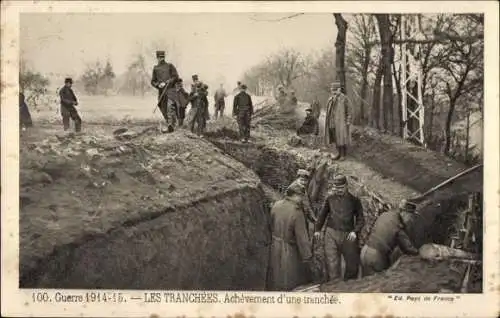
[267,169,420,291]
[21,50,255,142]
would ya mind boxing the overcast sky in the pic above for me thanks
[20,13,338,88]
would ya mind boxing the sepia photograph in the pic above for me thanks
[2,1,499,317]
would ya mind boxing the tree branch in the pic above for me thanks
[249,13,305,22]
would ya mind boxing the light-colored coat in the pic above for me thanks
[267,196,312,291]
[324,92,351,146]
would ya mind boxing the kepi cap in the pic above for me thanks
[156,50,165,57]
[333,174,347,187]
[240,84,247,89]
[297,169,310,178]
[64,77,73,84]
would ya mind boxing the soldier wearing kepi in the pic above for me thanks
[360,199,419,277]
[189,82,209,136]
[314,174,364,281]
[59,77,82,132]
[233,84,254,143]
[151,50,180,133]
[175,78,190,127]
[267,181,314,291]
[214,83,227,120]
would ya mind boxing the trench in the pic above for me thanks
[204,128,483,292]
[21,125,481,292]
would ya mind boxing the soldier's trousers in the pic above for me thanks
[178,106,186,126]
[237,110,252,140]
[159,98,177,127]
[61,105,82,132]
[20,102,33,128]
[360,245,390,277]
[324,227,360,281]
[214,100,225,119]
[190,107,206,135]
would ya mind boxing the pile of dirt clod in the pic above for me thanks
[320,255,481,293]
[20,126,271,290]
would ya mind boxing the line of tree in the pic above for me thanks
[241,13,483,165]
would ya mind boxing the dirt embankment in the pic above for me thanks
[20,126,271,290]
[206,103,483,293]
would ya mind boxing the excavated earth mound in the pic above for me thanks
[20,125,271,290]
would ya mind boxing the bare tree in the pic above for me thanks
[263,48,309,89]
[346,14,377,124]
[333,14,348,94]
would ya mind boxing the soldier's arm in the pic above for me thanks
[396,229,419,255]
[353,197,365,234]
[151,68,159,88]
[249,95,254,115]
[168,65,179,85]
[314,197,330,232]
[294,211,313,262]
[232,95,238,116]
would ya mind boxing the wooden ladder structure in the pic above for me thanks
[449,192,482,293]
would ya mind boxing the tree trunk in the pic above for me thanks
[372,56,383,129]
[392,61,404,137]
[334,14,348,94]
[444,99,457,155]
[465,108,471,163]
[375,14,394,133]
[359,47,370,124]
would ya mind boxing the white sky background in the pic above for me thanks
[20,13,338,89]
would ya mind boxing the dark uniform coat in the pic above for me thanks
[297,113,319,136]
[59,85,82,132]
[19,92,33,128]
[150,61,179,100]
[267,196,313,291]
[233,91,254,140]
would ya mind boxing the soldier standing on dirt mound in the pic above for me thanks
[267,181,314,291]
[276,85,287,108]
[189,82,209,137]
[175,78,190,127]
[314,174,364,282]
[59,77,82,132]
[151,50,180,133]
[360,199,419,277]
[232,83,254,143]
[325,81,352,160]
[214,83,227,119]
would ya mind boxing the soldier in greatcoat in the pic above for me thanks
[324,81,352,160]
[232,84,254,143]
[59,77,82,132]
[267,181,314,291]
[276,85,287,108]
[360,200,419,276]
[151,50,180,133]
[310,97,321,120]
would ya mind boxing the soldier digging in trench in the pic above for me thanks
[360,199,419,277]
[151,50,180,133]
[59,77,82,132]
[232,83,254,143]
[325,81,352,160]
[314,174,364,282]
[267,181,314,291]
